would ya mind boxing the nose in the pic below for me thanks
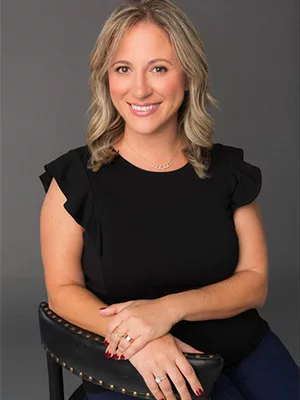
[131,71,152,99]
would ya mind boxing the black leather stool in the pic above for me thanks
[38,301,223,400]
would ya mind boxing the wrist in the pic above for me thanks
[159,292,186,325]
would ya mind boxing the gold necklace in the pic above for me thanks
[123,139,183,171]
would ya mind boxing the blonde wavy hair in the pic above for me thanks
[86,0,219,178]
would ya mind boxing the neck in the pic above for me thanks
[119,131,184,161]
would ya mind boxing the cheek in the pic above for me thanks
[157,75,185,98]
[109,77,128,98]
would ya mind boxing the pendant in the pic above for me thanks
[151,160,173,170]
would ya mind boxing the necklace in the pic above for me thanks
[123,138,183,171]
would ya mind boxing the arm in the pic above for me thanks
[40,177,113,337]
[161,201,269,323]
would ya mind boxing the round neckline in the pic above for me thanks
[113,148,190,175]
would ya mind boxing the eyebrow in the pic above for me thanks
[111,58,173,67]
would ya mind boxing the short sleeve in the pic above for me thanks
[39,147,95,231]
[226,146,262,211]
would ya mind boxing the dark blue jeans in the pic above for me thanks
[85,328,300,400]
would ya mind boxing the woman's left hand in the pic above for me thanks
[99,298,177,360]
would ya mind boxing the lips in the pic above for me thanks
[127,102,162,106]
[128,102,162,117]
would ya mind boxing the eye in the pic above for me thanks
[114,65,168,74]
[153,66,168,73]
[115,66,130,74]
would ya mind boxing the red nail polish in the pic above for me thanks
[104,340,109,346]
[113,354,119,360]
[196,389,203,396]
[99,307,107,310]
[120,355,125,359]
[105,352,111,358]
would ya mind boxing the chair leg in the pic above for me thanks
[46,352,64,400]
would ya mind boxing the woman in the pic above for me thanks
[39,0,299,399]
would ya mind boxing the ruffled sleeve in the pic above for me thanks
[226,145,262,211]
[39,147,95,231]
[213,144,262,211]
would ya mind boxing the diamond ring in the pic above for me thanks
[155,375,167,384]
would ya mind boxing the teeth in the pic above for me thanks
[131,103,160,111]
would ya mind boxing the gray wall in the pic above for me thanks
[1,1,299,398]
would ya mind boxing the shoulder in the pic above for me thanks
[39,144,91,194]
[209,142,262,211]
[210,142,244,166]
[39,144,94,229]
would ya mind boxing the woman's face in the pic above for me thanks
[107,22,186,137]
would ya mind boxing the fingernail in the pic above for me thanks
[120,355,125,359]
[104,340,109,346]
[196,388,203,396]
[105,351,111,358]
[113,354,119,360]
[99,307,107,310]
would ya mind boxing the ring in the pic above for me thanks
[113,330,127,338]
[124,334,134,343]
[154,375,167,384]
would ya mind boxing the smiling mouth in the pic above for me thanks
[127,102,162,107]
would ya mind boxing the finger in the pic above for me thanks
[116,332,138,355]
[99,303,121,316]
[105,327,125,359]
[117,335,145,360]
[105,317,125,356]
[165,363,192,400]
[142,371,167,400]
[176,354,204,397]
[102,300,134,315]
[153,372,176,400]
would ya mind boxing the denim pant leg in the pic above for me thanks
[85,375,247,400]
[211,373,246,400]
[85,382,246,400]
[224,328,300,400]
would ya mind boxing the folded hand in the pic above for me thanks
[128,333,204,400]
[99,299,177,360]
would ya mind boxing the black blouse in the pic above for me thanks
[39,142,269,394]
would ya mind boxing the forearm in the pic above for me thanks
[162,270,268,323]
[48,284,113,337]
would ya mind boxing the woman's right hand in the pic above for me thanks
[128,333,204,400]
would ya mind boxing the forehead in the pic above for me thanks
[112,22,174,59]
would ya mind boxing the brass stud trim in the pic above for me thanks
[41,303,163,399]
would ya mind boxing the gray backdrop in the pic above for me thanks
[1,1,299,399]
